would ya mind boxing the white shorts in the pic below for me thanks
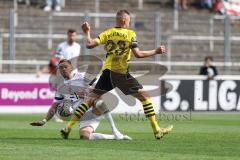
[79,116,101,131]
[79,108,103,132]
[71,101,103,132]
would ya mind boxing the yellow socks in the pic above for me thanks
[66,114,79,130]
[142,99,155,117]
[141,98,160,133]
[66,102,90,130]
[148,115,160,134]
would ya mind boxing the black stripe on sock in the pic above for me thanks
[81,103,89,111]
[143,103,152,107]
[76,108,82,113]
[75,108,84,115]
[145,110,155,114]
[79,106,87,113]
[143,106,153,111]
[144,110,155,114]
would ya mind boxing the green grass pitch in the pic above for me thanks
[0,113,240,160]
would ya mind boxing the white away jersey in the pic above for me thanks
[54,72,90,104]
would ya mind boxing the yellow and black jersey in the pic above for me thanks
[95,27,138,74]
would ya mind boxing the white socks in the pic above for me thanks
[95,100,123,137]
[89,133,115,140]
[89,133,132,140]
[104,112,124,139]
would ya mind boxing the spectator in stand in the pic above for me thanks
[199,56,218,80]
[200,0,213,9]
[17,0,29,6]
[212,0,223,13]
[177,0,188,10]
[36,54,61,87]
[44,0,62,12]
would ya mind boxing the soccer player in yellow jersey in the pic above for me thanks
[61,9,173,139]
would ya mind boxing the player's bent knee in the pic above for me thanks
[86,97,97,107]
[92,99,107,116]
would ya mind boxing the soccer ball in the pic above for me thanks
[57,100,73,118]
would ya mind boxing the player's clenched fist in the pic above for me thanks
[81,22,91,34]
[155,45,166,54]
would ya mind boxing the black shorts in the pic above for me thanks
[94,69,143,95]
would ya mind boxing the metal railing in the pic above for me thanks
[167,35,240,72]
[1,10,163,73]
[0,60,48,73]
[0,33,83,72]
[2,5,239,74]
[209,15,240,51]
[1,60,240,74]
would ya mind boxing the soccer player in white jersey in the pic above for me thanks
[37,29,81,122]
[31,59,131,140]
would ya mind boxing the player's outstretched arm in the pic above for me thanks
[81,22,98,49]
[30,103,57,126]
[131,45,165,58]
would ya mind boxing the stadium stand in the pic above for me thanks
[0,0,239,74]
